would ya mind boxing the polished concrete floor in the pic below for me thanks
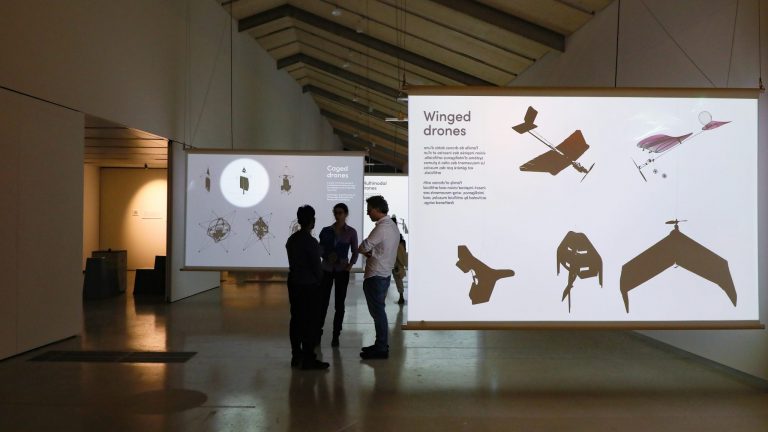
[0,275,767,432]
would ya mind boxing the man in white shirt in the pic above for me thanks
[358,195,401,359]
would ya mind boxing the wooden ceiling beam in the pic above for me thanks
[279,53,402,99]
[303,85,406,129]
[430,0,565,52]
[239,4,494,85]
[296,74,407,116]
[340,142,404,172]
[336,131,406,169]
[321,109,407,147]
[316,101,404,138]
[330,121,407,160]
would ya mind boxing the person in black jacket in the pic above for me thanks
[285,205,329,370]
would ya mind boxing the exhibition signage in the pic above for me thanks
[185,150,365,271]
[407,87,760,328]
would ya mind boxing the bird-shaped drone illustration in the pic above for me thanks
[513,106,595,182]
[632,111,731,181]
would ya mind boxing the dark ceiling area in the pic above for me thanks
[225,0,612,170]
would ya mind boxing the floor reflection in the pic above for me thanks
[0,275,765,432]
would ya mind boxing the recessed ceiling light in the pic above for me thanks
[341,61,351,68]
[331,7,342,16]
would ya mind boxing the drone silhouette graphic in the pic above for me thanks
[513,106,595,182]
[620,219,737,313]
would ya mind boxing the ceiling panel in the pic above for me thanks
[227,0,611,170]
[84,115,167,168]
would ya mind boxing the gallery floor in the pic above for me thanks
[0,275,766,432]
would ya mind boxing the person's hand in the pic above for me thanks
[345,263,353,271]
[363,251,372,258]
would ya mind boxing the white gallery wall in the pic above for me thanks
[0,88,84,359]
[0,0,341,357]
[511,0,768,379]
[100,169,168,270]
[82,165,100,270]
[171,0,341,301]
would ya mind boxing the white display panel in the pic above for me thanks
[408,89,759,327]
[363,175,409,247]
[185,151,365,270]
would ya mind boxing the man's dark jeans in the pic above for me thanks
[363,275,391,351]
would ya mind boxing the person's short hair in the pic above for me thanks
[333,203,349,214]
[366,195,389,214]
[297,205,315,227]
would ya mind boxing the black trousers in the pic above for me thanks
[319,270,351,338]
[288,282,321,361]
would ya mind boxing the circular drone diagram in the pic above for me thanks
[220,158,269,208]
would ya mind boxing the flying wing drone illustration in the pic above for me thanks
[513,106,595,181]
[240,167,250,194]
[556,232,603,312]
[632,111,731,181]
[244,212,274,254]
[197,210,237,253]
[280,165,294,194]
[619,219,736,313]
[456,245,515,305]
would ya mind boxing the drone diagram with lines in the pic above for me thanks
[244,211,275,255]
[198,210,238,253]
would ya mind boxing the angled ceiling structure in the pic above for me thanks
[85,115,168,168]
[227,0,612,170]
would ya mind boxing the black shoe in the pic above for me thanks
[331,336,339,347]
[291,357,301,368]
[361,344,390,353]
[301,359,330,370]
[360,349,389,360]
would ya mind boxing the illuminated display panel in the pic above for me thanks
[407,88,759,327]
[185,151,365,270]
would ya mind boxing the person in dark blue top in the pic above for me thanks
[285,205,328,370]
[318,203,359,347]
